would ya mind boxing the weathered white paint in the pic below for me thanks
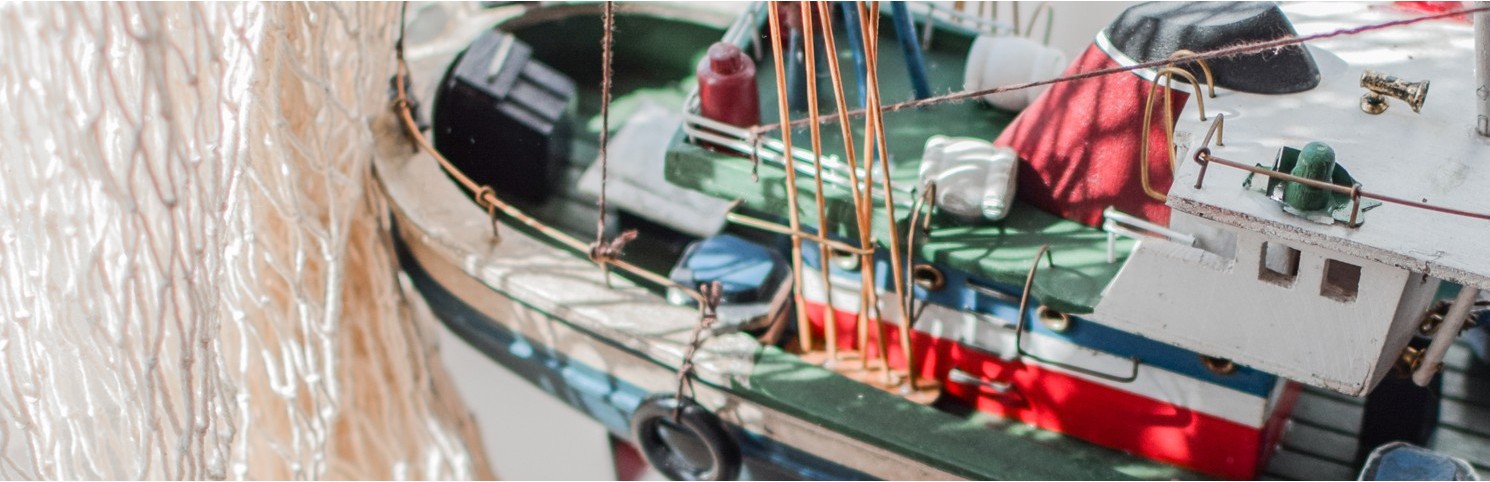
[1166,2,1490,293]
[1093,229,1439,396]
[799,272,1278,428]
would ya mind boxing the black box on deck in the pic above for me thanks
[434,30,575,203]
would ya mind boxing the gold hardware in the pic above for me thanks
[911,263,945,291]
[1035,305,1070,332]
[1138,53,1216,203]
[1200,356,1237,376]
[1420,311,1446,336]
[1398,345,1425,373]
[1360,70,1429,114]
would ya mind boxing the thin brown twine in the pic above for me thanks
[590,1,637,280]
[748,4,1490,136]
[391,4,706,306]
[673,281,722,421]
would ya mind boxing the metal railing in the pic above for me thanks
[1102,207,1197,263]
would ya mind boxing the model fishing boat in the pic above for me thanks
[380,1,1490,479]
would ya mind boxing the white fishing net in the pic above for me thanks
[0,2,489,479]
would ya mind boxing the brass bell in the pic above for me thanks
[1360,70,1430,114]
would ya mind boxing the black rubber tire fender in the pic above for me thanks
[629,395,741,481]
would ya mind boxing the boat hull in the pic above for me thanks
[396,229,892,480]
[797,266,1299,479]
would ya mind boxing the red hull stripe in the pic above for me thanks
[798,276,1287,480]
[802,299,1266,479]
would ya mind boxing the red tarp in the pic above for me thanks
[994,44,1189,228]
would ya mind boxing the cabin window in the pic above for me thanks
[1259,242,1300,285]
[1321,259,1362,302]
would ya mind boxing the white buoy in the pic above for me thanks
[963,35,1068,112]
[919,136,1020,223]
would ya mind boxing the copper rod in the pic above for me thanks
[1195,150,1490,221]
[799,1,840,362]
[816,0,880,369]
[860,0,919,389]
[725,212,873,255]
[767,5,815,353]
[854,1,891,376]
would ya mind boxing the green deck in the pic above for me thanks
[665,17,1130,313]
[741,346,1199,480]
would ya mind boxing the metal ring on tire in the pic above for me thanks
[629,395,741,481]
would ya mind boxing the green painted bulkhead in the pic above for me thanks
[662,7,1130,314]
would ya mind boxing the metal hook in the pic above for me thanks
[1168,49,1217,99]
[1013,245,1140,383]
[474,185,502,238]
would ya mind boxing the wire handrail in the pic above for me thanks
[1102,207,1197,263]
[1189,115,1490,226]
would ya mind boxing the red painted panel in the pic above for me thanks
[804,302,1268,479]
[993,44,1188,228]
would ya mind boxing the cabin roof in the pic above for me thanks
[1167,2,1490,290]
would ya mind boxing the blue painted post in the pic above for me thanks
[890,1,932,99]
[838,1,868,107]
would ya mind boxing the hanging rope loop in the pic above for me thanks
[587,229,637,265]
[673,281,723,421]
[474,186,501,236]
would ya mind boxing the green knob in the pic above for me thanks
[1284,141,1336,212]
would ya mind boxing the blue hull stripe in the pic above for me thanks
[797,240,1278,397]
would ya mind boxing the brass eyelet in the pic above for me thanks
[831,248,860,271]
[1035,305,1070,332]
[911,263,945,291]
[1397,346,1424,373]
[1200,356,1237,376]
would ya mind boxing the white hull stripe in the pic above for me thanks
[799,273,1273,428]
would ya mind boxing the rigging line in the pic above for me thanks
[390,10,705,306]
[750,3,1490,135]
[860,0,920,389]
[590,1,635,287]
[767,4,815,353]
[856,0,894,379]
[396,2,408,61]
[674,281,722,421]
[816,0,878,368]
[1189,114,1490,223]
[800,1,840,362]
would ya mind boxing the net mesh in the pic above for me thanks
[0,2,488,479]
